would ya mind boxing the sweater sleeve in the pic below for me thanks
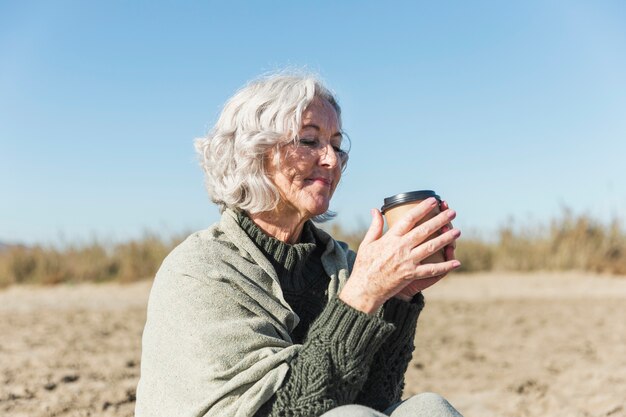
[354,293,424,411]
[254,297,395,417]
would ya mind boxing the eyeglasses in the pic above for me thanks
[290,136,350,163]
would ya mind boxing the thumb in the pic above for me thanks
[361,208,384,245]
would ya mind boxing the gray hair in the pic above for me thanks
[194,73,346,220]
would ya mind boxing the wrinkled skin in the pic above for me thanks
[339,199,461,314]
[252,97,344,244]
[253,96,461,314]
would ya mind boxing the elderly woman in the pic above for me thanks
[135,73,463,417]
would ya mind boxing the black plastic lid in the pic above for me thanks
[381,190,441,214]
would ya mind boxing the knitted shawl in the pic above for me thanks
[135,208,356,417]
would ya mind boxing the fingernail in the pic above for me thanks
[452,260,461,268]
[447,209,456,218]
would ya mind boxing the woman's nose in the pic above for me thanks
[319,143,339,167]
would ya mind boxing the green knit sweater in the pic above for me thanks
[237,213,425,416]
[136,209,424,417]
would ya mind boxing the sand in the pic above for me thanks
[1,272,625,417]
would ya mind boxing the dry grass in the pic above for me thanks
[1,210,624,288]
[456,210,626,275]
[330,209,626,276]
[0,233,186,288]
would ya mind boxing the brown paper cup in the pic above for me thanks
[381,190,446,264]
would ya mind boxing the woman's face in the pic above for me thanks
[267,97,345,222]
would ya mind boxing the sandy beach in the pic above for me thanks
[1,272,625,417]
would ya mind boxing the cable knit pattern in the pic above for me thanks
[136,207,425,417]
[258,298,394,416]
[355,295,424,411]
[237,213,425,416]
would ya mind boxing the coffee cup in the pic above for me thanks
[381,190,446,264]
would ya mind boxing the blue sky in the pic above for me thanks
[1,0,625,246]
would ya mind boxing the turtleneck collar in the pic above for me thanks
[237,211,327,293]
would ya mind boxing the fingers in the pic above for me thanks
[439,222,457,261]
[410,227,461,265]
[398,275,445,296]
[360,208,384,246]
[443,237,456,261]
[440,200,454,230]
[415,259,461,279]
[390,197,440,235]
[404,208,456,247]
[349,202,460,312]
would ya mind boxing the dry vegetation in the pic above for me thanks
[0,233,187,288]
[1,210,625,288]
[456,210,626,275]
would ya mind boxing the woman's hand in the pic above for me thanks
[339,198,461,314]
[394,200,458,301]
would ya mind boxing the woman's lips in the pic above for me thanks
[308,177,332,187]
